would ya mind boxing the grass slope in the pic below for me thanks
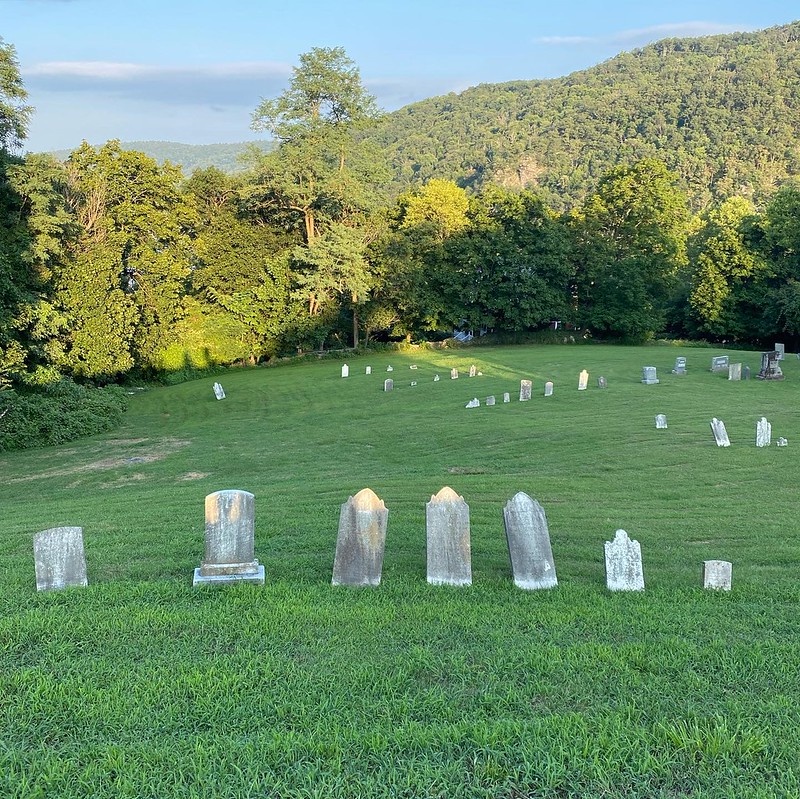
[1,345,799,798]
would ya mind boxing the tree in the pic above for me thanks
[397,179,470,240]
[0,38,32,153]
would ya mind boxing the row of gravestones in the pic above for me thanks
[32,488,732,594]
[653,415,788,447]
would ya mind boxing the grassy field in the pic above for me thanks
[1,344,799,798]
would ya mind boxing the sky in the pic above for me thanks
[3,0,799,153]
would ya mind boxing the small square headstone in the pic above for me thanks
[598,376,607,388]
[34,526,88,591]
[366,366,372,375]
[777,437,789,446]
[728,363,741,381]
[775,343,785,360]
[672,357,687,375]
[641,366,659,385]
[578,370,589,390]
[384,378,393,391]
[503,392,511,403]
[410,364,418,370]
[544,381,554,397]
[711,355,729,372]
[519,380,532,401]
[703,560,732,591]
[341,364,349,378]
[410,381,417,386]
[655,414,667,429]
[486,395,496,406]
[604,529,644,591]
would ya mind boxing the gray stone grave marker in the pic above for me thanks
[655,414,668,429]
[778,437,789,446]
[451,368,459,380]
[641,366,659,385]
[213,382,226,400]
[604,529,644,591]
[433,374,440,381]
[598,376,607,388]
[703,560,732,591]
[711,355,729,372]
[710,418,731,447]
[672,357,687,375]
[34,526,88,591]
[502,492,558,590]
[519,380,532,401]
[193,490,264,586]
[728,363,742,381]
[756,417,771,447]
[775,343,785,360]
[341,364,349,378]
[426,487,472,586]
[743,365,750,380]
[544,381,554,397]
[465,398,480,408]
[503,392,510,403]
[366,366,372,375]
[332,488,388,586]
[486,395,496,406]
[757,351,783,380]
[386,365,393,372]
[578,370,589,390]
[384,378,393,392]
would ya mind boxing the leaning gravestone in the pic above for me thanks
[578,370,589,391]
[728,363,742,381]
[757,351,783,380]
[503,392,511,403]
[384,378,393,392]
[641,366,659,385]
[703,560,732,591]
[486,395,496,406]
[710,418,731,447]
[193,490,264,586]
[756,417,771,447]
[502,492,558,590]
[34,527,88,591]
[604,529,644,591]
[519,380,532,401]
[544,381,554,397]
[213,382,226,400]
[672,357,687,375]
[775,343,785,360]
[332,488,388,586]
[469,365,477,377]
[655,414,668,429]
[451,368,459,380]
[426,487,472,586]
[711,355,729,372]
[341,364,349,378]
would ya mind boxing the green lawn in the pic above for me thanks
[2,344,799,798]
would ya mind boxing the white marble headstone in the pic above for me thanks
[710,418,731,447]
[756,417,771,448]
[384,378,393,391]
[544,381,553,397]
[641,366,659,385]
[332,489,388,587]
[604,529,644,591]
[578,370,588,390]
[486,395,496,406]
[341,364,349,378]
[34,526,88,591]
[503,492,558,590]
[519,380,532,401]
[728,363,741,381]
[465,398,480,408]
[426,487,472,586]
[213,382,226,400]
[703,560,732,591]
[503,392,511,403]
[451,368,458,380]
[366,366,372,375]
[655,414,668,429]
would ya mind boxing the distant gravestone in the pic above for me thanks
[743,365,750,380]
[386,365,393,372]
[578,370,589,391]
[426,487,472,586]
[486,395,496,406]
[433,374,440,382]
[641,366,659,385]
[604,529,644,591]
[544,381,554,397]
[410,364,418,370]
[503,392,511,403]
[213,382,226,400]
[366,366,372,375]
[710,418,731,447]
[469,364,477,377]
[655,414,668,429]
[756,417,772,447]
[332,488,388,586]
[703,560,732,591]
[598,376,607,388]
[451,368,459,380]
[384,378,394,392]
[502,492,558,590]
[33,526,88,592]
[410,381,417,387]
[728,363,742,381]
[757,351,783,380]
[465,398,480,408]
[775,343,785,360]
[672,357,687,375]
[777,437,789,447]
[519,380,532,401]
[341,364,349,378]
[193,490,264,586]
[711,355,729,372]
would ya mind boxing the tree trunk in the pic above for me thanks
[352,305,359,348]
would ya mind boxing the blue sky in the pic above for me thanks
[3,0,798,152]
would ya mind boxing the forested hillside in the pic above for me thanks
[369,22,800,209]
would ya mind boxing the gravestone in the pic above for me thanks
[578,370,589,391]
[410,381,417,387]
[711,355,729,372]
[341,364,349,378]
[366,366,372,375]
[655,414,668,429]
[672,357,687,375]
[465,398,480,408]
[604,529,644,591]
[757,351,783,380]
[743,365,750,380]
[486,395,496,406]
[469,364,477,377]
[433,374,440,382]
[386,365,393,372]
[519,380,532,401]
[193,490,264,586]
[756,417,771,448]
[410,364,418,370]
[451,368,459,380]
[710,418,731,447]
[426,487,472,586]
[775,343,785,360]
[502,492,558,590]
[384,378,394,392]
[503,392,511,403]
[728,363,742,381]
[777,437,789,447]
[544,381,554,397]
[213,382,226,400]
[332,488,388,587]
[33,526,88,591]
[703,560,732,591]
[598,376,607,388]
[641,366,659,385]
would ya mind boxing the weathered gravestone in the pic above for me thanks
[332,488,388,586]
[384,378,394,392]
[486,395,496,406]
[728,363,742,381]
[711,355,729,372]
[604,529,644,591]
[598,376,607,388]
[578,370,589,391]
[502,492,558,590]
[433,374,440,382]
[193,490,264,586]
[341,364,349,378]
[213,382,226,400]
[465,398,480,408]
[503,392,511,403]
[703,560,732,591]
[655,414,668,429]
[451,368,459,380]
[34,526,88,591]
[426,487,472,586]
[672,357,687,375]
[519,380,532,401]
[410,381,417,387]
[544,381,554,397]
[710,418,731,447]
[743,365,750,380]
[757,351,783,380]
[366,366,372,375]
[756,417,772,448]
[410,364,418,370]
[777,437,789,447]
[469,364,477,377]
[386,365,393,372]
[775,343,785,360]
[641,366,659,385]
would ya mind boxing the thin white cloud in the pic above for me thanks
[536,21,751,47]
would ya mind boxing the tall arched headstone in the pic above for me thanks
[502,492,558,590]
[426,487,472,586]
[332,489,388,586]
[604,529,644,591]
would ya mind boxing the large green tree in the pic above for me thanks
[0,37,31,153]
